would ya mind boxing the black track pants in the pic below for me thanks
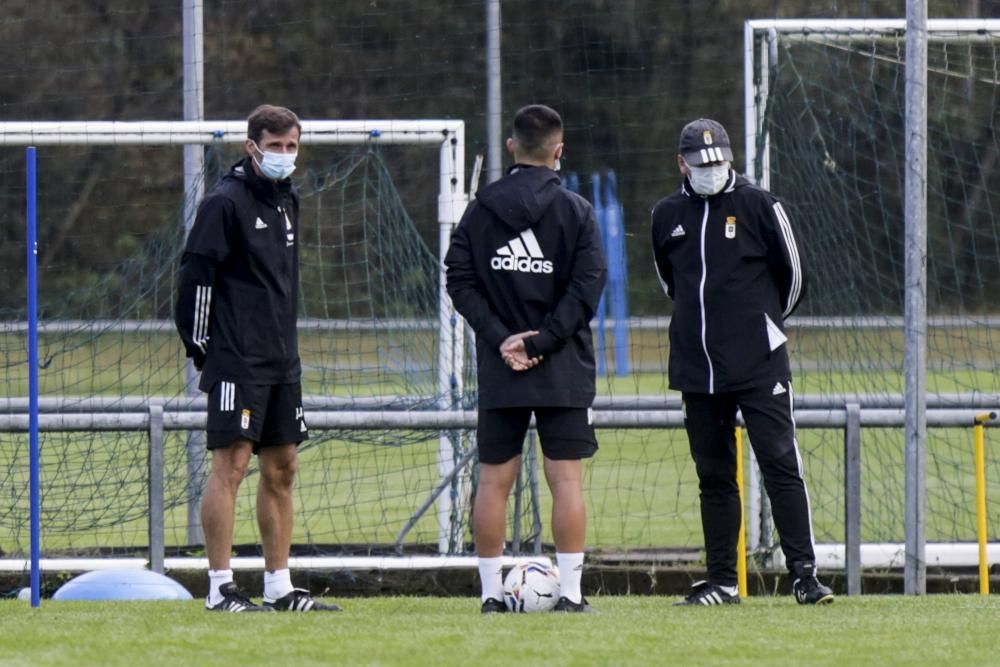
[682,382,816,586]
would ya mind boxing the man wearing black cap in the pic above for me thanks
[650,118,834,606]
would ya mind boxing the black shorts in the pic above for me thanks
[476,407,598,464]
[206,381,308,452]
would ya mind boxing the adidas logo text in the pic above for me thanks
[772,382,787,395]
[255,217,268,229]
[491,256,553,273]
[491,228,553,274]
[671,224,686,237]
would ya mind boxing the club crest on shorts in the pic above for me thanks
[240,409,251,430]
[725,216,736,239]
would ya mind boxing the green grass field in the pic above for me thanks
[2,595,998,666]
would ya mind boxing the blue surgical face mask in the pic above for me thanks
[252,142,297,180]
[688,162,730,196]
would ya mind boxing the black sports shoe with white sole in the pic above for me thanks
[674,580,740,606]
[263,588,342,612]
[206,582,273,612]
[552,596,594,613]
[791,562,835,605]
[480,597,507,614]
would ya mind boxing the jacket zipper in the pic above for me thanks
[697,199,715,394]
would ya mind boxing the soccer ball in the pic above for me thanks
[503,561,560,612]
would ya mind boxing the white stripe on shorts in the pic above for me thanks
[219,381,235,412]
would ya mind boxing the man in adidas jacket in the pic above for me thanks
[651,118,833,606]
[445,104,607,613]
[174,105,339,613]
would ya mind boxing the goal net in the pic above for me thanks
[0,121,482,560]
[745,19,1000,565]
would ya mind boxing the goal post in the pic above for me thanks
[743,18,1000,573]
[0,119,470,555]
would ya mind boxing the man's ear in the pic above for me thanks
[677,154,689,175]
[505,137,516,155]
[554,142,564,161]
[245,138,257,159]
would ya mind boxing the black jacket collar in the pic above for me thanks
[231,156,294,207]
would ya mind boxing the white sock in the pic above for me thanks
[478,557,504,602]
[264,568,294,602]
[207,569,234,607]
[719,584,738,596]
[556,552,584,603]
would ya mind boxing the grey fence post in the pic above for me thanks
[512,452,524,554]
[148,404,165,574]
[527,429,543,555]
[393,445,477,554]
[844,402,862,595]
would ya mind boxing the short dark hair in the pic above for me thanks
[247,105,301,143]
[512,104,563,159]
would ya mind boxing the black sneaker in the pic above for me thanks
[674,580,740,606]
[552,596,594,613]
[263,588,342,612]
[480,597,507,614]
[206,581,273,612]
[791,562,835,605]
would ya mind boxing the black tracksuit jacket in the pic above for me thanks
[650,170,806,394]
[174,157,301,391]
[445,165,607,409]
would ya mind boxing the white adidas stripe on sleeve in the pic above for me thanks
[771,202,802,317]
[193,285,212,353]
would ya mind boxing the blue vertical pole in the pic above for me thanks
[26,146,40,608]
[562,171,579,195]
[590,173,607,376]
[603,171,630,376]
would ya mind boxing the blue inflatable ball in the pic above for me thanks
[53,569,193,601]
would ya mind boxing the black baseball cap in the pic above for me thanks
[679,118,734,166]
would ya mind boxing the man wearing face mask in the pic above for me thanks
[175,105,340,613]
[650,118,833,607]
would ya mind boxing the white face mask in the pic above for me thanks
[252,142,297,180]
[687,163,730,196]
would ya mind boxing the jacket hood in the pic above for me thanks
[475,164,562,231]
